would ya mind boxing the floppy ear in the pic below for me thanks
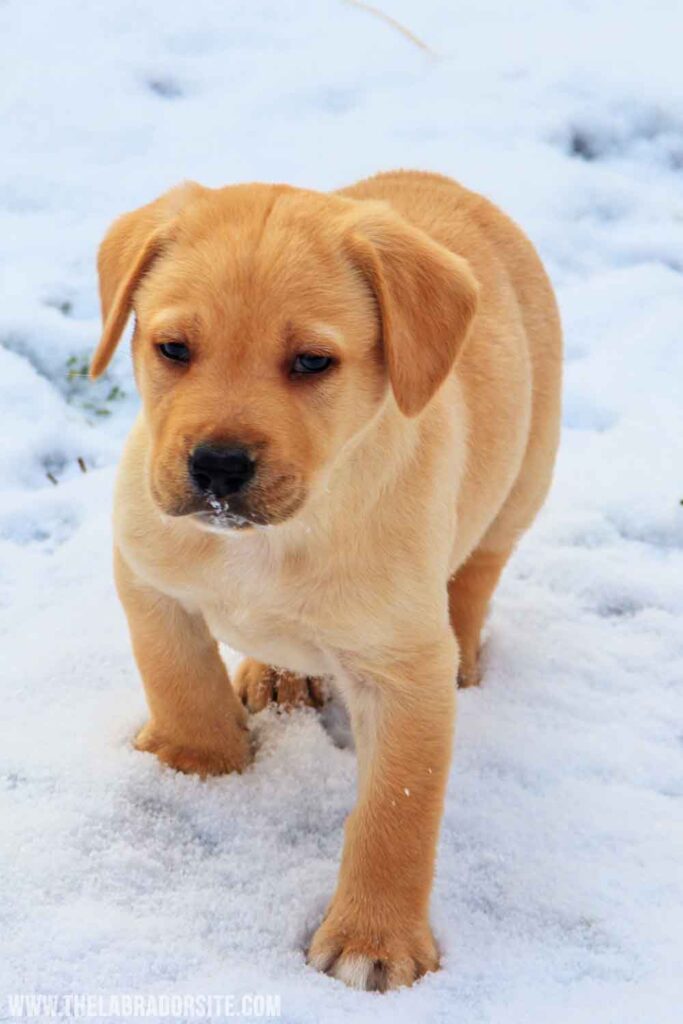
[346,205,479,417]
[90,220,167,379]
[90,183,201,379]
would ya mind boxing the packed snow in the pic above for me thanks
[1,2,682,1021]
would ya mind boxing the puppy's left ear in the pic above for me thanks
[346,204,479,417]
[90,182,201,379]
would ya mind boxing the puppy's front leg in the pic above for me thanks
[115,548,250,777]
[309,635,456,991]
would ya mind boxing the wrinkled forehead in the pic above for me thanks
[136,188,363,344]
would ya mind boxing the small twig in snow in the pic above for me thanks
[343,0,437,57]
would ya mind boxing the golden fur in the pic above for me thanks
[92,170,562,991]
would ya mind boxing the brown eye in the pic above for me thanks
[158,341,190,364]
[292,353,333,375]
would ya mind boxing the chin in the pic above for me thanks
[192,510,262,534]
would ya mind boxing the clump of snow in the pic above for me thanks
[1,2,682,1021]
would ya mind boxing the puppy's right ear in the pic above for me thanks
[90,183,200,379]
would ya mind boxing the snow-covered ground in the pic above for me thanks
[2,2,682,1021]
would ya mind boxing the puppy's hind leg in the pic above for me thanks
[448,547,512,687]
[451,394,560,687]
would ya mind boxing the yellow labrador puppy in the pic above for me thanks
[91,170,562,991]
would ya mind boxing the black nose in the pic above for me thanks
[189,445,256,498]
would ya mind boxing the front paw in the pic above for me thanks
[233,658,326,713]
[134,719,252,777]
[308,899,438,992]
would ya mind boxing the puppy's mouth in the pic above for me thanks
[152,476,307,532]
[192,495,267,532]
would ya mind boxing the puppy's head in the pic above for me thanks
[92,181,478,530]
